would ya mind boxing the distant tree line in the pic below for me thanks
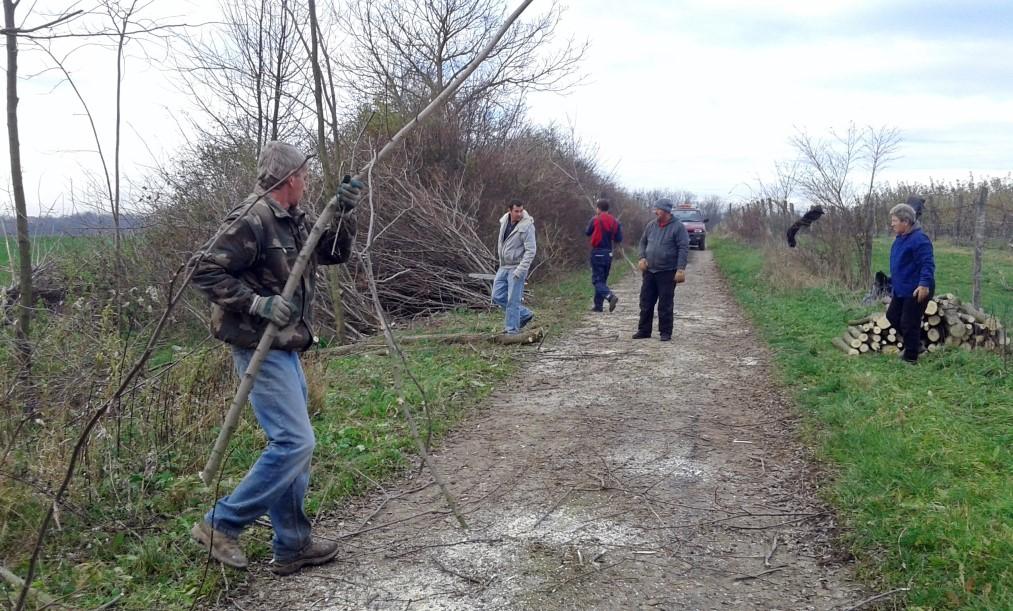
[0,212,145,237]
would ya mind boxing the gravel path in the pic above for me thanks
[223,250,864,610]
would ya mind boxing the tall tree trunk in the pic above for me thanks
[113,16,127,316]
[270,0,288,141]
[254,0,267,151]
[307,0,345,343]
[972,185,987,309]
[861,193,874,290]
[5,0,35,413]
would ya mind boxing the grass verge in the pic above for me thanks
[0,265,606,609]
[711,237,1012,610]
[0,236,98,285]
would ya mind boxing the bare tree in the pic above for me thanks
[698,194,725,227]
[791,124,861,210]
[177,0,310,152]
[341,0,585,136]
[3,2,84,413]
[860,125,901,287]
[104,0,144,289]
[756,159,800,216]
[669,190,698,207]
[305,0,350,342]
[789,123,901,289]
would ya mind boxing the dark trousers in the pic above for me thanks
[885,289,933,360]
[590,249,613,310]
[638,270,676,337]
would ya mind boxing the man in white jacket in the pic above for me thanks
[492,200,537,334]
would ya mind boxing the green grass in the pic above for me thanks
[0,235,100,285]
[0,265,608,609]
[712,237,1012,610]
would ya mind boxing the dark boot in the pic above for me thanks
[272,538,339,576]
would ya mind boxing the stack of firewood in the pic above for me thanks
[833,294,1009,356]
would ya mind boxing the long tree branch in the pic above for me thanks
[0,8,82,35]
[200,0,536,485]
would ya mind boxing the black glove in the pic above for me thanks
[337,176,364,213]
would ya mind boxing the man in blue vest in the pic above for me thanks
[585,199,623,312]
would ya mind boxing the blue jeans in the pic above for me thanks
[205,347,314,561]
[491,267,532,334]
[590,249,614,310]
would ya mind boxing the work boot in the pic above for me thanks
[608,294,619,312]
[519,313,534,328]
[659,334,671,342]
[631,332,651,339]
[191,522,248,569]
[271,538,339,576]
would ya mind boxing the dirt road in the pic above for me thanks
[228,250,864,610]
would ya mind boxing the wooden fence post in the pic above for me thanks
[972,184,988,309]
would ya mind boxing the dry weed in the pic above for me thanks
[762,244,829,291]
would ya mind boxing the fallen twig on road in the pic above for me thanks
[431,558,488,585]
[320,328,546,357]
[842,587,911,611]
[732,565,787,581]
[529,486,576,531]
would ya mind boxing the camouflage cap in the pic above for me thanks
[257,141,309,190]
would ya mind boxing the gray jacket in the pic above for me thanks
[497,211,537,276]
[639,218,689,272]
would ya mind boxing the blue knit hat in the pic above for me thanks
[654,198,673,214]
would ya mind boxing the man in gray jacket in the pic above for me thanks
[492,200,536,334]
[634,198,689,341]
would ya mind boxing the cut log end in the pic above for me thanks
[493,327,545,345]
[832,336,859,356]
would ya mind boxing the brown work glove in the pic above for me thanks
[675,270,686,284]
[638,258,648,272]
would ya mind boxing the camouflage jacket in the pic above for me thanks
[192,192,355,351]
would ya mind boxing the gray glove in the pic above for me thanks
[249,294,296,327]
[336,177,364,213]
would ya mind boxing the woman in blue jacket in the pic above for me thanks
[886,203,935,363]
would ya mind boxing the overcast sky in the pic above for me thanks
[3,0,1012,215]
[527,0,1013,200]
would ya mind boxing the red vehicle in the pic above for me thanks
[674,205,708,250]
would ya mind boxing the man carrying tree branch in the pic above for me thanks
[190,141,362,575]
